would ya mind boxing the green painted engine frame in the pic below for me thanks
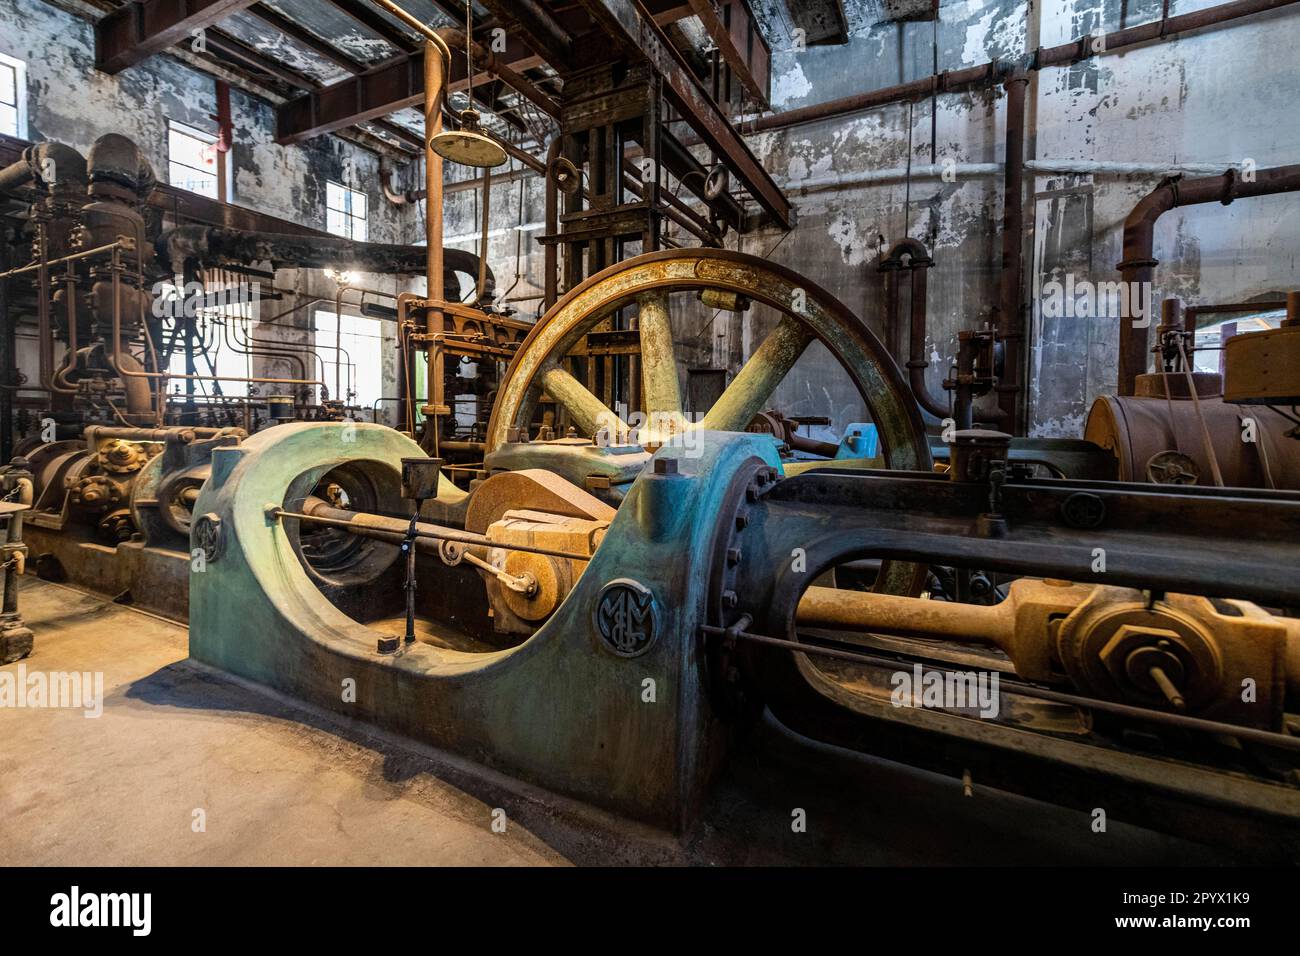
[189,420,782,831]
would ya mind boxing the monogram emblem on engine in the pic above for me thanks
[593,579,658,658]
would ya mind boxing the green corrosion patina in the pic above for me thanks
[190,420,782,830]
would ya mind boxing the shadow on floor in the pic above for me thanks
[120,656,1244,866]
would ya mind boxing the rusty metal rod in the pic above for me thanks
[271,504,594,562]
[699,623,1300,753]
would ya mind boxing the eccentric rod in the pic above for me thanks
[698,623,1300,753]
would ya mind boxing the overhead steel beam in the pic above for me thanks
[206,29,320,89]
[274,34,545,144]
[686,0,770,108]
[477,0,575,72]
[370,118,423,150]
[247,3,365,72]
[578,0,791,228]
[95,0,262,73]
[277,51,422,142]
[324,0,418,52]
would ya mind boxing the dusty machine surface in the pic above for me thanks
[0,131,494,614]
[4,424,242,618]
[190,249,1300,854]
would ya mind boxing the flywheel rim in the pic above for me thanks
[486,248,930,475]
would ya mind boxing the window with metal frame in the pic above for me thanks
[326,181,368,241]
[167,120,220,198]
[0,53,27,138]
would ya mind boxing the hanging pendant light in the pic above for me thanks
[427,0,508,169]
[429,107,507,168]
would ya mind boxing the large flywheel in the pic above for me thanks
[486,248,931,472]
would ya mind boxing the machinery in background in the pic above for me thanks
[190,250,1300,856]
[1086,294,1300,488]
[394,290,534,483]
[1,424,243,620]
[0,131,497,610]
[0,466,33,663]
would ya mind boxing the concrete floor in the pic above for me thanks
[0,578,1240,866]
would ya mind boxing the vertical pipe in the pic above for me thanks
[543,137,560,310]
[423,40,445,448]
[214,80,232,203]
[424,40,444,324]
[0,242,11,460]
[477,166,491,303]
[996,72,1028,433]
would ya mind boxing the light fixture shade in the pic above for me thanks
[428,109,507,168]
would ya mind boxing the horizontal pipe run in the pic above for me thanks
[0,239,127,279]
[745,0,1300,134]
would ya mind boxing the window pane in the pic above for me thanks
[169,162,217,197]
[0,65,15,107]
[314,310,385,408]
[0,103,15,138]
[325,181,367,239]
[169,129,215,171]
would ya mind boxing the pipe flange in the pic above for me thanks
[703,457,779,720]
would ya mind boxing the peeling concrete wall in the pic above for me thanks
[442,0,1299,445]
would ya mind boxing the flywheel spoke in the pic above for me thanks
[699,315,815,431]
[636,292,684,434]
[541,365,629,441]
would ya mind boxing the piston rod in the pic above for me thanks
[269,501,594,563]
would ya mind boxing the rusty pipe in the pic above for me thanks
[996,71,1029,432]
[1117,163,1300,394]
[880,239,947,419]
[543,137,560,310]
[424,39,444,321]
[747,0,1300,135]
[476,166,491,305]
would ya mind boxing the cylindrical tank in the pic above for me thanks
[1085,374,1300,489]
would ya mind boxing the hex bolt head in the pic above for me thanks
[723,590,738,609]
[726,547,742,565]
[654,458,678,476]
[735,512,749,530]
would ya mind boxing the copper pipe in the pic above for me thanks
[543,137,560,309]
[1117,164,1300,394]
[477,166,491,304]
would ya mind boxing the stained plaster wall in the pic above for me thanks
[441,0,1300,442]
